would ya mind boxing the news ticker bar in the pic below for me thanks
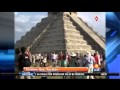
[19,72,120,76]
[0,72,119,76]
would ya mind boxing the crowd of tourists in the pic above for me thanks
[15,46,105,79]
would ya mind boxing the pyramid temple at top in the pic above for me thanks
[15,12,105,54]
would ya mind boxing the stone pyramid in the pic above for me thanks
[16,12,105,54]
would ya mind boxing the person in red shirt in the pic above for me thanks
[58,51,64,61]
[64,52,71,62]
[94,52,101,65]
[94,53,98,64]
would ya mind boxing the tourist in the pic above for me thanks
[18,46,31,79]
[75,52,80,66]
[58,51,64,66]
[76,52,80,60]
[15,48,21,79]
[83,54,89,67]
[40,55,44,66]
[42,54,47,67]
[69,52,76,67]
[69,52,76,79]
[101,52,106,72]
[61,55,69,79]
[51,52,58,67]
[64,52,71,63]
[15,48,21,67]
[77,54,84,67]
[86,52,95,79]
[35,54,38,66]
[58,51,64,61]
[31,54,34,64]
[38,53,41,63]
[76,53,84,79]
[26,47,32,62]
[94,52,101,65]
[94,53,98,64]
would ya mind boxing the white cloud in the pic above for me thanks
[16,28,23,32]
[15,12,47,42]
[15,15,31,23]
[29,15,46,24]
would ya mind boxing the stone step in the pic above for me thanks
[65,39,87,44]
[64,23,74,27]
[37,43,65,47]
[41,37,64,42]
[63,20,73,24]
[64,32,82,37]
[50,24,63,28]
[43,33,64,38]
[41,35,64,41]
[40,39,88,45]
[65,34,83,39]
[33,49,65,54]
[34,49,65,54]
[47,30,64,35]
[38,42,65,46]
[84,48,95,53]
[47,28,64,32]
[63,16,70,19]
[53,20,63,23]
[64,28,80,34]
[48,26,64,30]
[90,50,96,55]
[64,25,76,29]
[41,38,65,42]
[84,45,92,50]
[18,39,33,43]
[66,44,92,50]
[35,45,65,49]
[66,49,87,53]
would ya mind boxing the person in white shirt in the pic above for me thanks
[97,52,101,66]
[51,52,58,67]
[32,54,35,64]
[43,57,47,67]
[86,52,95,79]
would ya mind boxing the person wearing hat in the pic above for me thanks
[69,52,77,79]
[69,52,76,67]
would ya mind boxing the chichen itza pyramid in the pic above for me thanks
[15,12,105,54]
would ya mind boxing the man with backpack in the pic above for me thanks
[18,46,31,79]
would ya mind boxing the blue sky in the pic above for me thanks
[15,12,105,42]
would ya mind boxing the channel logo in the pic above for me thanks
[93,64,101,72]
